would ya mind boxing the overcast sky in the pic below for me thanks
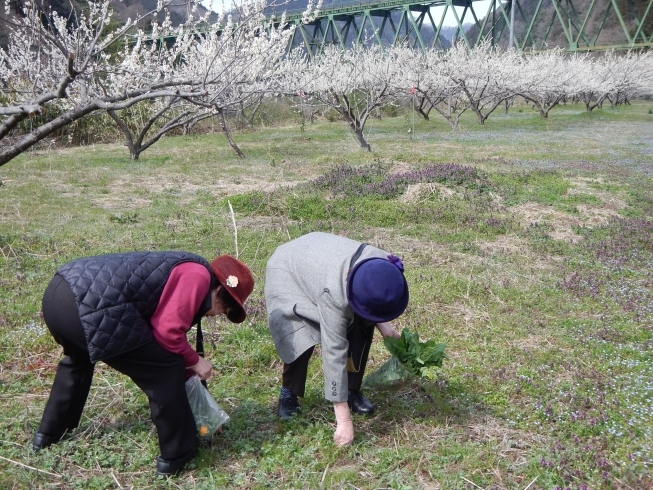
[432,1,493,27]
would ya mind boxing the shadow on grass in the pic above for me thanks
[132,376,490,475]
[197,398,282,459]
[369,378,486,432]
[293,377,487,440]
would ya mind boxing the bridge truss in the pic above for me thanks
[265,0,653,55]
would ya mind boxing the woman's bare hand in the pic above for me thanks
[334,418,354,446]
[376,322,401,340]
[189,357,213,380]
[333,401,354,446]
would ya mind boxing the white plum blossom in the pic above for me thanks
[0,0,320,164]
[511,48,583,118]
[1,0,652,164]
[278,44,411,151]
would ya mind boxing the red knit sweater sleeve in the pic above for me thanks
[150,262,211,368]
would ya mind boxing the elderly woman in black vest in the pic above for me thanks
[33,251,254,477]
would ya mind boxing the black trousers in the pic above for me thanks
[282,317,376,397]
[38,274,198,460]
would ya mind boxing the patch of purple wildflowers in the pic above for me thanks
[310,163,486,199]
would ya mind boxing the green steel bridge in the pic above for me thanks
[263,0,653,54]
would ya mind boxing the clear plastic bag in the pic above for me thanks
[185,375,230,437]
[362,356,416,392]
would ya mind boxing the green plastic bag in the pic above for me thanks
[362,329,447,391]
[362,355,416,391]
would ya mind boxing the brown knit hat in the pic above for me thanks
[209,255,254,323]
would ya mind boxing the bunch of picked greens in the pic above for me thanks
[384,329,447,378]
[362,329,446,390]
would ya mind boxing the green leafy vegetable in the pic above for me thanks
[383,329,446,379]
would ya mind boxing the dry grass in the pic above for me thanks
[1,102,652,489]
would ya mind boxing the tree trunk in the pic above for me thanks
[468,100,486,125]
[107,110,140,160]
[218,107,245,158]
[352,128,371,151]
[417,97,431,121]
[339,108,371,151]
[447,115,460,130]
[470,103,486,124]
[433,105,461,130]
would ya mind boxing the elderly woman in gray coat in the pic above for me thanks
[265,232,409,446]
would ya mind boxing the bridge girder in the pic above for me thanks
[269,0,653,55]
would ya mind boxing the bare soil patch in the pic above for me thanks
[511,177,627,242]
[477,234,563,274]
[566,176,626,226]
[399,182,458,204]
[566,177,626,209]
[389,160,414,174]
[512,335,552,351]
[477,234,527,255]
[92,174,303,210]
[512,202,583,243]
[398,415,546,488]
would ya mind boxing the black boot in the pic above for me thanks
[156,449,197,477]
[348,390,375,415]
[277,387,300,420]
[32,432,64,452]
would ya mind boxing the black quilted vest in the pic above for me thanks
[56,251,214,363]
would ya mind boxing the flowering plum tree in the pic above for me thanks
[602,50,653,109]
[102,0,299,159]
[107,97,217,160]
[282,44,410,151]
[512,48,582,118]
[446,41,519,125]
[399,48,471,130]
[0,0,320,164]
[0,0,212,166]
[167,4,301,158]
[574,53,616,112]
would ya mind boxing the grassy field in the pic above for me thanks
[0,101,652,489]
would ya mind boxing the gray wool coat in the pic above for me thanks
[264,232,389,403]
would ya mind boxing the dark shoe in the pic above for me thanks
[156,449,197,477]
[32,432,63,452]
[278,389,300,420]
[348,390,375,415]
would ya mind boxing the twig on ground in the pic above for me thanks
[465,267,474,299]
[461,476,486,490]
[0,455,62,478]
[320,463,329,484]
[111,471,122,488]
[228,200,239,259]
[121,433,145,450]
[523,475,539,490]
[612,475,635,490]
